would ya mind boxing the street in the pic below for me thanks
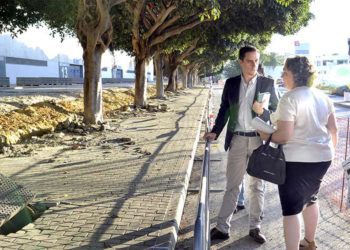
[0,82,155,97]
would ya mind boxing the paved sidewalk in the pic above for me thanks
[0,88,208,249]
[176,87,350,250]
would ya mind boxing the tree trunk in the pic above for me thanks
[154,52,164,98]
[134,57,147,107]
[165,53,177,92]
[188,69,194,88]
[76,0,115,124]
[165,66,177,92]
[194,69,199,86]
[83,48,103,124]
[175,69,179,89]
[180,66,189,89]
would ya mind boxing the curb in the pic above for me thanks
[334,101,350,109]
[153,90,208,249]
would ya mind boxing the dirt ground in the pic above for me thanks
[0,86,160,156]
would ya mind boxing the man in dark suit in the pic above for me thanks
[204,45,279,244]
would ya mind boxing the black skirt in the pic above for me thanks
[278,161,331,216]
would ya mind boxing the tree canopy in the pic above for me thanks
[261,52,285,68]
[0,0,77,36]
[182,0,312,79]
[110,0,220,106]
[0,0,314,123]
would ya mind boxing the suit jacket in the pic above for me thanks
[211,75,279,151]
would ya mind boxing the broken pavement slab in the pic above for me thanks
[0,174,35,228]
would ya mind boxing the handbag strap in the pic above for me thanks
[265,134,273,145]
[264,133,283,149]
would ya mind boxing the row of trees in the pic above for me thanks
[0,0,313,124]
[223,52,286,78]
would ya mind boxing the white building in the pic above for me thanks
[0,34,154,85]
[314,54,350,86]
[0,35,83,84]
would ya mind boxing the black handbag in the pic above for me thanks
[247,134,286,185]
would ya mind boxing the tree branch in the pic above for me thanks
[156,14,180,35]
[176,38,200,64]
[142,13,152,30]
[144,4,176,40]
[128,0,147,55]
[150,18,206,47]
[146,4,157,22]
[109,0,126,8]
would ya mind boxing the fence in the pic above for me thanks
[16,77,81,86]
[193,84,213,250]
[321,115,350,218]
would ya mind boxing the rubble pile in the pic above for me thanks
[0,87,159,152]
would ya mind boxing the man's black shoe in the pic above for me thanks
[210,227,229,241]
[233,204,245,214]
[249,228,266,244]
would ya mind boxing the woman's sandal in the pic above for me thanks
[299,237,317,250]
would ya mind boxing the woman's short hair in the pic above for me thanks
[284,56,316,87]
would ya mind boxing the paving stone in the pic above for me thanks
[0,89,208,248]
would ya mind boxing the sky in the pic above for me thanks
[266,0,350,56]
[4,0,350,60]
[13,27,83,59]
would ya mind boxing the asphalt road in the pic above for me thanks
[0,82,157,97]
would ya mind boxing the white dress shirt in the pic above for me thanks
[235,74,257,132]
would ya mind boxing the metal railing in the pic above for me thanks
[193,83,213,250]
[193,140,211,249]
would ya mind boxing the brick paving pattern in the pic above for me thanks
[1,87,350,249]
[0,88,208,249]
[176,88,350,250]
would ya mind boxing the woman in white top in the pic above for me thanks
[258,56,338,250]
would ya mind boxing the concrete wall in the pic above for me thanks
[6,60,58,84]
[0,56,5,77]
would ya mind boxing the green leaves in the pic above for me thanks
[275,0,294,7]
[0,0,78,37]
[199,7,221,21]
[260,52,285,68]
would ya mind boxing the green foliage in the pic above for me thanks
[111,0,219,56]
[275,0,294,7]
[40,0,78,37]
[192,0,312,78]
[199,7,221,21]
[0,0,78,37]
[0,0,313,84]
[222,60,241,78]
[0,1,41,35]
[110,5,133,54]
[260,52,285,68]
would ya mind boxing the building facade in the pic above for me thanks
[0,34,154,85]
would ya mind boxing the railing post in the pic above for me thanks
[193,84,213,250]
[194,141,210,250]
[342,117,350,209]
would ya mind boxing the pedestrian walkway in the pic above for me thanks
[176,87,350,249]
[176,142,350,250]
[0,88,208,249]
